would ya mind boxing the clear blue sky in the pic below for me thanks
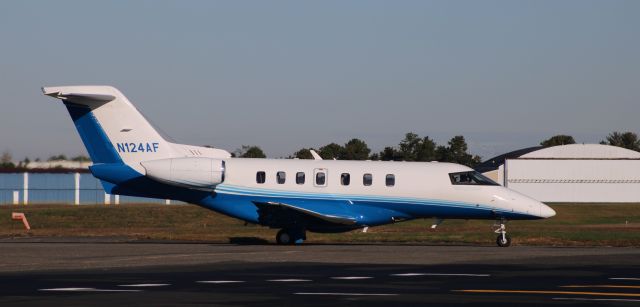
[1,1,638,160]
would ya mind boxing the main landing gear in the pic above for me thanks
[494,219,511,247]
[276,228,306,245]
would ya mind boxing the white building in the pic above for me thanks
[25,160,92,169]
[477,144,640,203]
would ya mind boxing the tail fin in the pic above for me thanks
[43,85,177,174]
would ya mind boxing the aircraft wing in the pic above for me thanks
[252,201,357,225]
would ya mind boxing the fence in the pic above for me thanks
[0,172,173,205]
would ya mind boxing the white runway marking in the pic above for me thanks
[267,279,312,282]
[39,287,141,292]
[391,273,490,277]
[295,292,397,296]
[197,280,245,284]
[118,283,170,287]
[553,297,640,302]
[331,276,373,280]
[610,277,640,281]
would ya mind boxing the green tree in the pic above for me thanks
[414,136,437,161]
[540,135,576,147]
[379,132,437,162]
[71,155,91,162]
[342,138,371,160]
[602,131,640,151]
[16,157,30,170]
[292,148,314,159]
[437,135,481,167]
[318,143,344,160]
[378,146,402,161]
[399,132,421,160]
[235,145,267,158]
[0,151,15,169]
[435,145,452,163]
[47,154,68,161]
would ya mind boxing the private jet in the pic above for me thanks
[43,86,555,247]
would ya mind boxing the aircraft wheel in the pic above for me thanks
[276,229,292,245]
[496,234,511,247]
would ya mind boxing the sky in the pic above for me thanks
[0,1,638,161]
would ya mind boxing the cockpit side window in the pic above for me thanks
[449,171,499,186]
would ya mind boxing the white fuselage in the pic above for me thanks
[214,158,554,220]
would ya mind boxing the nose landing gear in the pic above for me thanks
[494,219,511,247]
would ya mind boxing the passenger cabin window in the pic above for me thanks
[276,171,286,184]
[341,173,350,186]
[449,171,499,186]
[316,172,326,186]
[256,171,266,184]
[386,174,395,187]
[363,173,373,186]
[296,172,305,185]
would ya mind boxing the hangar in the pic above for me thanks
[476,144,640,203]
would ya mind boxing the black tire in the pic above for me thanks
[276,229,292,245]
[496,234,511,247]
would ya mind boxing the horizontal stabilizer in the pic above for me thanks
[253,201,357,225]
[43,86,116,107]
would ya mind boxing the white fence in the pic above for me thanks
[0,172,172,205]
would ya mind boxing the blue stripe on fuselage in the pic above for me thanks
[203,184,541,226]
[198,191,538,228]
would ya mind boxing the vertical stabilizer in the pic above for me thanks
[43,86,178,174]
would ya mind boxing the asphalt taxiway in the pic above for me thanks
[0,237,639,306]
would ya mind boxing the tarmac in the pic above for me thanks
[1,237,639,306]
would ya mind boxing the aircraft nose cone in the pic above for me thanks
[539,203,556,218]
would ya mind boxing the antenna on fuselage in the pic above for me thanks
[309,150,323,160]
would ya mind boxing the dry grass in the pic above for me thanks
[1,203,639,246]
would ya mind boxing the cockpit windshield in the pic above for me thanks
[449,171,499,186]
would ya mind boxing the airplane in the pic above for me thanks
[43,85,556,247]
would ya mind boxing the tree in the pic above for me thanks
[436,135,481,167]
[414,136,437,161]
[71,155,91,162]
[234,145,266,158]
[540,135,575,147]
[342,138,371,160]
[16,157,30,169]
[292,148,314,159]
[602,131,640,151]
[378,132,438,162]
[318,143,344,160]
[47,154,68,161]
[0,151,14,169]
[378,146,402,161]
[399,132,421,160]
[435,145,452,163]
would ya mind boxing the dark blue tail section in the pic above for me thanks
[65,103,122,164]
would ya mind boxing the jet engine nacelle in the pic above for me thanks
[141,157,225,190]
